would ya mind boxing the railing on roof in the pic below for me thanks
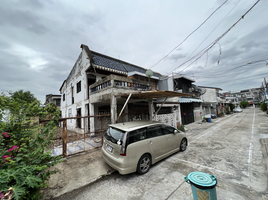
[89,74,151,94]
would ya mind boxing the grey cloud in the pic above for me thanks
[0,7,48,35]
[166,54,187,62]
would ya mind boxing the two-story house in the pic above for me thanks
[44,94,61,108]
[59,44,191,134]
[199,86,223,116]
[157,75,203,125]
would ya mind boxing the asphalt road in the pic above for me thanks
[55,107,268,200]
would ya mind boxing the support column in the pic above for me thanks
[111,93,117,124]
[148,99,155,121]
[178,104,182,127]
[89,103,95,135]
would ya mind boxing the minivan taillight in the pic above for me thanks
[120,146,126,156]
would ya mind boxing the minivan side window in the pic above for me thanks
[162,125,176,135]
[128,128,147,145]
[147,126,163,138]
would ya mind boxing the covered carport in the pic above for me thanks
[113,90,192,124]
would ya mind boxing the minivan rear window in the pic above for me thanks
[105,127,125,144]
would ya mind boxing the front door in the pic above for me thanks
[181,103,194,125]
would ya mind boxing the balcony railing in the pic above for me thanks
[89,74,151,94]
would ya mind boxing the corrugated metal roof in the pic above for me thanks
[179,98,203,103]
[116,90,192,99]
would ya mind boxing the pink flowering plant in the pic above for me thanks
[0,92,62,200]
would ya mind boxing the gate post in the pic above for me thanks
[62,119,67,157]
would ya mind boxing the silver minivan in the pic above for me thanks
[102,121,187,175]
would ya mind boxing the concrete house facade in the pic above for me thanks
[157,75,202,125]
[59,44,162,134]
[44,94,61,108]
[199,86,223,116]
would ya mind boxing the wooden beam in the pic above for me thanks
[153,97,168,119]
[116,93,132,123]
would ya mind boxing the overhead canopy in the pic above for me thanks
[116,90,193,99]
[179,98,203,103]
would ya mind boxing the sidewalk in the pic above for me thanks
[41,148,115,199]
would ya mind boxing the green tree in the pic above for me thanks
[229,103,235,112]
[5,90,40,117]
[260,102,267,112]
[9,90,38,104]
[240,101,250,108]
[0,92,62,200]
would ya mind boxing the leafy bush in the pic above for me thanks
[0,92,62,200]
[229,103,235,112]
[178,124,185,132]
[260,102,267,112]
[240,101,250,108]
[226,106,231,114]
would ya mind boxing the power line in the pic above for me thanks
[187,57,268,77]
[168,0,261,75]
[196,72,266,85]
[185,0,241,62]
[149,0,228,69]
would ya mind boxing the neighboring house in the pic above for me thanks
[59,44,162,134]
[199,86,223,116]
[44,94,61,108]
[227,88,262,106]
[157,75,202,125]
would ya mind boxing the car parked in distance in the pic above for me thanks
[102,121,187,175]
[211,114,217,119]
[234,107,243,113]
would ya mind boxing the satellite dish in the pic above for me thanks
[145,69,153,78]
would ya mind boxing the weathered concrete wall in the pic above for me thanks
[60,48,94,132]
[201,88,217,103]
[158,77,173,91]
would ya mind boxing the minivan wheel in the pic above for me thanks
[137,154,151,175]
[180,138,187,151]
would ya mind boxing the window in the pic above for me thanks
[55,99,61,107]
[63,94,65,101]
[128,128,146,145]
[77,81,81,93]
[71,86,74,104]
[162,125,176,135]
[147,126,163,138]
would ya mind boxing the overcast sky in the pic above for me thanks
[1,0,267,103]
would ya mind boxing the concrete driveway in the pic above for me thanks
[54,107,268,200]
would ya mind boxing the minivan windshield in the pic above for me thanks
[105,127,125,144]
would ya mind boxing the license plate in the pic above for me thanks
[106,144,113,152]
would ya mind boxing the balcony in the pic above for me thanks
[89,74,152,103]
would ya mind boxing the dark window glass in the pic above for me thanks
[128,128,146,145]
[147,126,163,138]
[56,99,61,107]
[77,81,81,93]
[162,125,176,135]
[104,127,125,144]
[63,94,65,101]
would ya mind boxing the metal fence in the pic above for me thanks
[40,112,148,157]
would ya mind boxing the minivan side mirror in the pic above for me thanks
[174,130,178,134]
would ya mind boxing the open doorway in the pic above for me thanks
[87,74,96,99]
[77,108,81,128]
